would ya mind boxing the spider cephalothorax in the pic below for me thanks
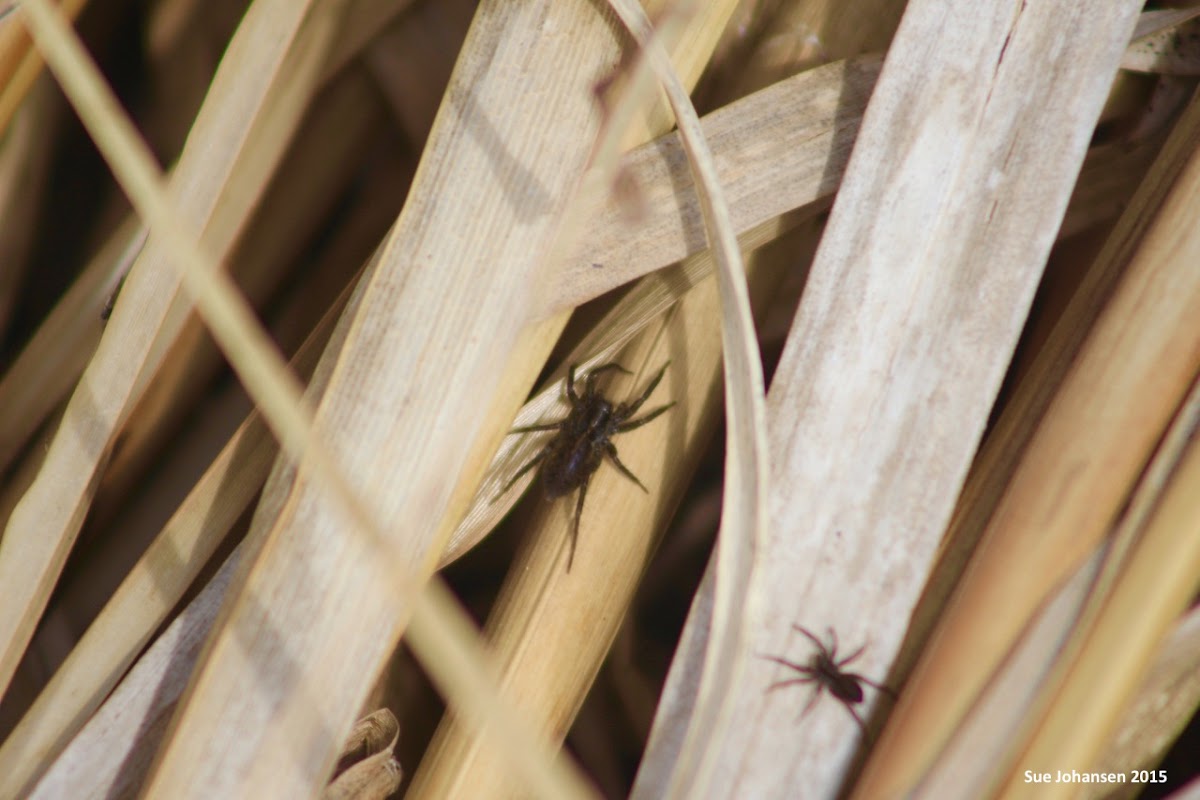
[498,361,673,569]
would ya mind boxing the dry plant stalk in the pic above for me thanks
[11,1,599,798]
[1093,607,1200,785]
[117,0,629,796]
[413,1,741,788]
[0,281,348,798]
[858,75,1200,797]
[0,0,84,132]
[0,0,341,700]
[995,379,1200,798]
[636,1,1145,798]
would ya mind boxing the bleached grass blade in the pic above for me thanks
[855,26,1200,797]
[549,55,879,314]
[17,1,602,798]
[0,279,350,799]
[0,0,82,134]
[1095,607,1200,780]
[0,218,142,473]
[911,375,1200,797]
[631,1,1145,797]
[0,0,341,700]
[458,57,878,556]
[602,1,769,796]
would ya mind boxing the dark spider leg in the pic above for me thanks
[793,625,828,654]
[567,476,590,571]
[583,362,632,396]
[845,705,869,737]
[758,654,811,673]
[765,677,816,692]
[618,361,671,416]
[494,449,546,498]
[847,673,897,697]
[605,442,649,492]
[615,402,675,433]
[797,684,824,720]
[836,645,866,669]
[509,420,563,433]
[567,364,579,403]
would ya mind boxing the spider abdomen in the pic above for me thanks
[825,671,865,704]
[541,432,606,498]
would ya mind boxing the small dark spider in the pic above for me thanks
[497,361,674,570]
[760,624,895,735]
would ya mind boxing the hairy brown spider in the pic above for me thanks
[760,625,894,735]
[498,361,674,570]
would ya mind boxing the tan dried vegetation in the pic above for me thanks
[0,0,1196,798]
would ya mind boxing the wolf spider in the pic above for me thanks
[761,625,895,735]
[498,361,673,570]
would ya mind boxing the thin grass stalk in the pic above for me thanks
[600,3,770,797]
[412,229,787,800]
[0,0,84,134]
[0,277,350,799]
[641,1,1144,797]
[1092,607,1200,785]
[0,218,142,474]
[16,1,601,798]
[94,65,384,525]
[0,0,341,700]
[998,378,1200,797]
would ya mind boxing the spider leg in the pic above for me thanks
[494,449,546,499]
[509,420,562,433]
[765,677,815,692]
[567,364,579,403]
[847,672,897,698]
[567,476,590,571]
[605,442,648,492]
[826,626,841,659]
[618,361,671,416]
[799,684,824,720]
[792,625,827,655]
[584,362,631,397]
[845,704,869,738]
[837,645,866,669]
[615,402,675,433]
[757,654,813,674]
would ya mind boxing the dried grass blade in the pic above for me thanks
[0,218,142,473]
[0,0,339,700]
[911,372,1200,796]
[549,56,879,314]
[0,281,348,799]
[17,1,604,798]
[603,1,769,796]
[993,379,1200,797]
[855,28,1200,799]
[0,0,83,134]
[1094,607,1200,782]
[635,1,1145,798]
